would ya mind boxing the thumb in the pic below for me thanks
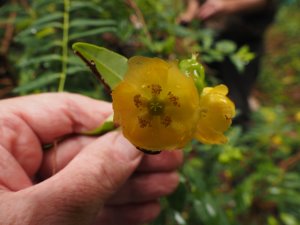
[30,131,143,225]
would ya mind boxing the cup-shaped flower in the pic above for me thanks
[112,56,200,151]
[194,84,235,144]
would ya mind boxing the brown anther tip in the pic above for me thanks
[136,147,162,155]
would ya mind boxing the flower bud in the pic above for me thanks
[195,85,235,144]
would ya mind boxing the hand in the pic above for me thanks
[0,93,182,225]
[197,0,268,20]
[177,0,199,24]
[197,0,226,20]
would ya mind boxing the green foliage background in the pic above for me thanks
[1,0,300,225]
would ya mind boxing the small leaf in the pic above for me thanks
[215,40,237,54]
[72,42,128,90]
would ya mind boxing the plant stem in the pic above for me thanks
[58,0,70,92]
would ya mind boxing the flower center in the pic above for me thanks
[148,98,165,115]
[132,83,181,128]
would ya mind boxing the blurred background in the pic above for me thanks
[1,0,300,224]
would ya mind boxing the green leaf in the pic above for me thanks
[32,12,63,27]
[69,27,117,40]
[230,45,256,73]
[69,19,116,28]
[72,42,128,90]
[70,1,104,13]
[12,73,61,93]
[216,40,237,54]
[18,54,62,67]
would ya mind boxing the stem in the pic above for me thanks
[58,0,70,92]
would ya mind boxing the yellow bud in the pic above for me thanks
[195,85,235,144]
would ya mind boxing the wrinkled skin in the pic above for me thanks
[0,93,183,225]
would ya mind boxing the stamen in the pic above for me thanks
[138,116,152,128]
[168,92,180,107]
[161,115,172,127]
[148,84,162,96]
[134,94,143,108]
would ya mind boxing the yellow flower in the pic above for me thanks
[112,56,200,151]
[194,85,235,144]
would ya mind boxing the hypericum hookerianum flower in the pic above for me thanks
[194,85,235,144]
[112,56,200,151]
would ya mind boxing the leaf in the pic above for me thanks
[72,42,128,90]
[216,40,237,54]
[18,54,62,67]
[33,40,62,54]
[70,1,104,13]
[67,66,88,75]
[12,73,61,93]
[69,27,117,40]
[32,12,63,27]
[15,22,63,40]
[230,45,256,73]
[69,19,116,28]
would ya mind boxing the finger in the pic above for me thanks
[0,93,112,177]
[0,92,112,144]
[0,110,43,178]
[39,136,97,179]
[107,171,179,205]
[40,139,183,179]
[95,201,161,225]
[137,150,183,172]
[25,132,143,224]
[0,146,32,191]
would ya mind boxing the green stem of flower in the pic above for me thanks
[58,0,70,92]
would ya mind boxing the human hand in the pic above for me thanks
[197,0,226,20]
[0,93,182,225]
[197,0,268,20]
[177,0,200,25]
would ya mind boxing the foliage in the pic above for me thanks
[1,1,300,225]
[0,0,253,97]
